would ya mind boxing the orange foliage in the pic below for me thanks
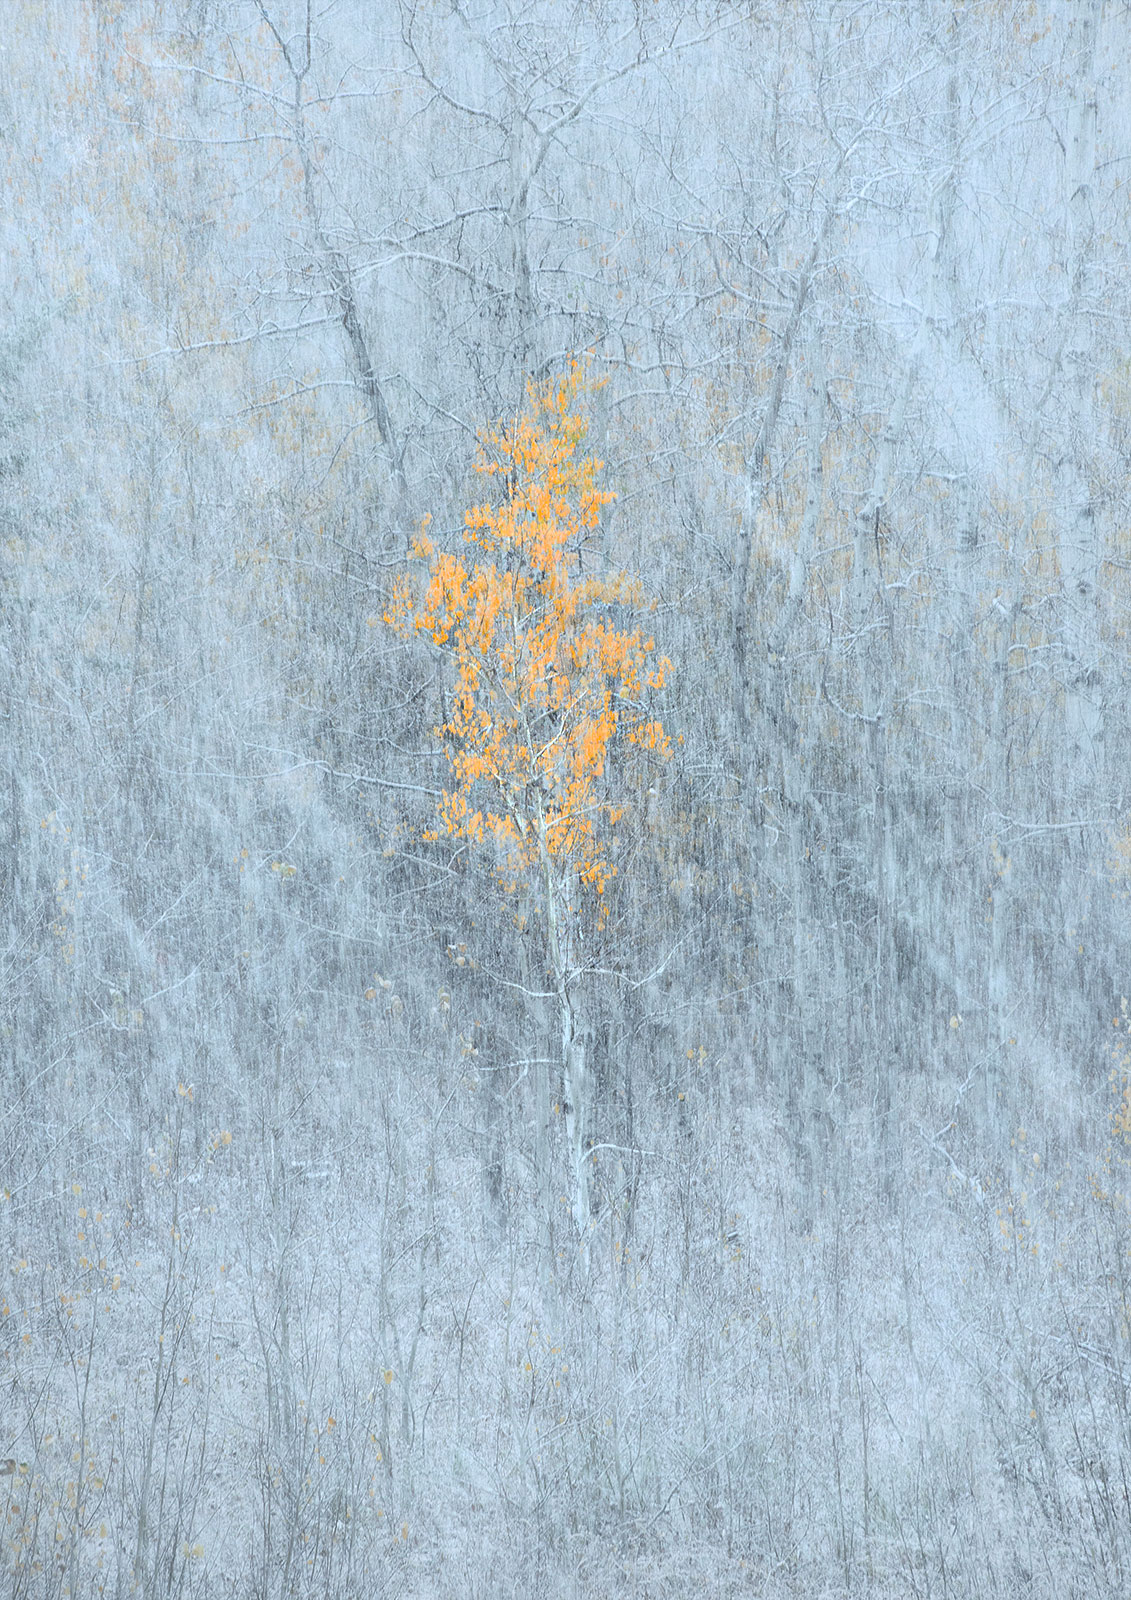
[385,362,671,908]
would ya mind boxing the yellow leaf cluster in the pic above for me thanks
[385,363,671,904]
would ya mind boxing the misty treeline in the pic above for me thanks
[2,1,1131,1595]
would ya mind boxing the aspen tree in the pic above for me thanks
[385,363,671,1256]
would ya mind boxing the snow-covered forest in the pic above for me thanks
[4,2,1131,1594]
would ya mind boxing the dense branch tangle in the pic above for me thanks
[385,362,671,1252]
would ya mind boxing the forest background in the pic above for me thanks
[3,2,1131,1596]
